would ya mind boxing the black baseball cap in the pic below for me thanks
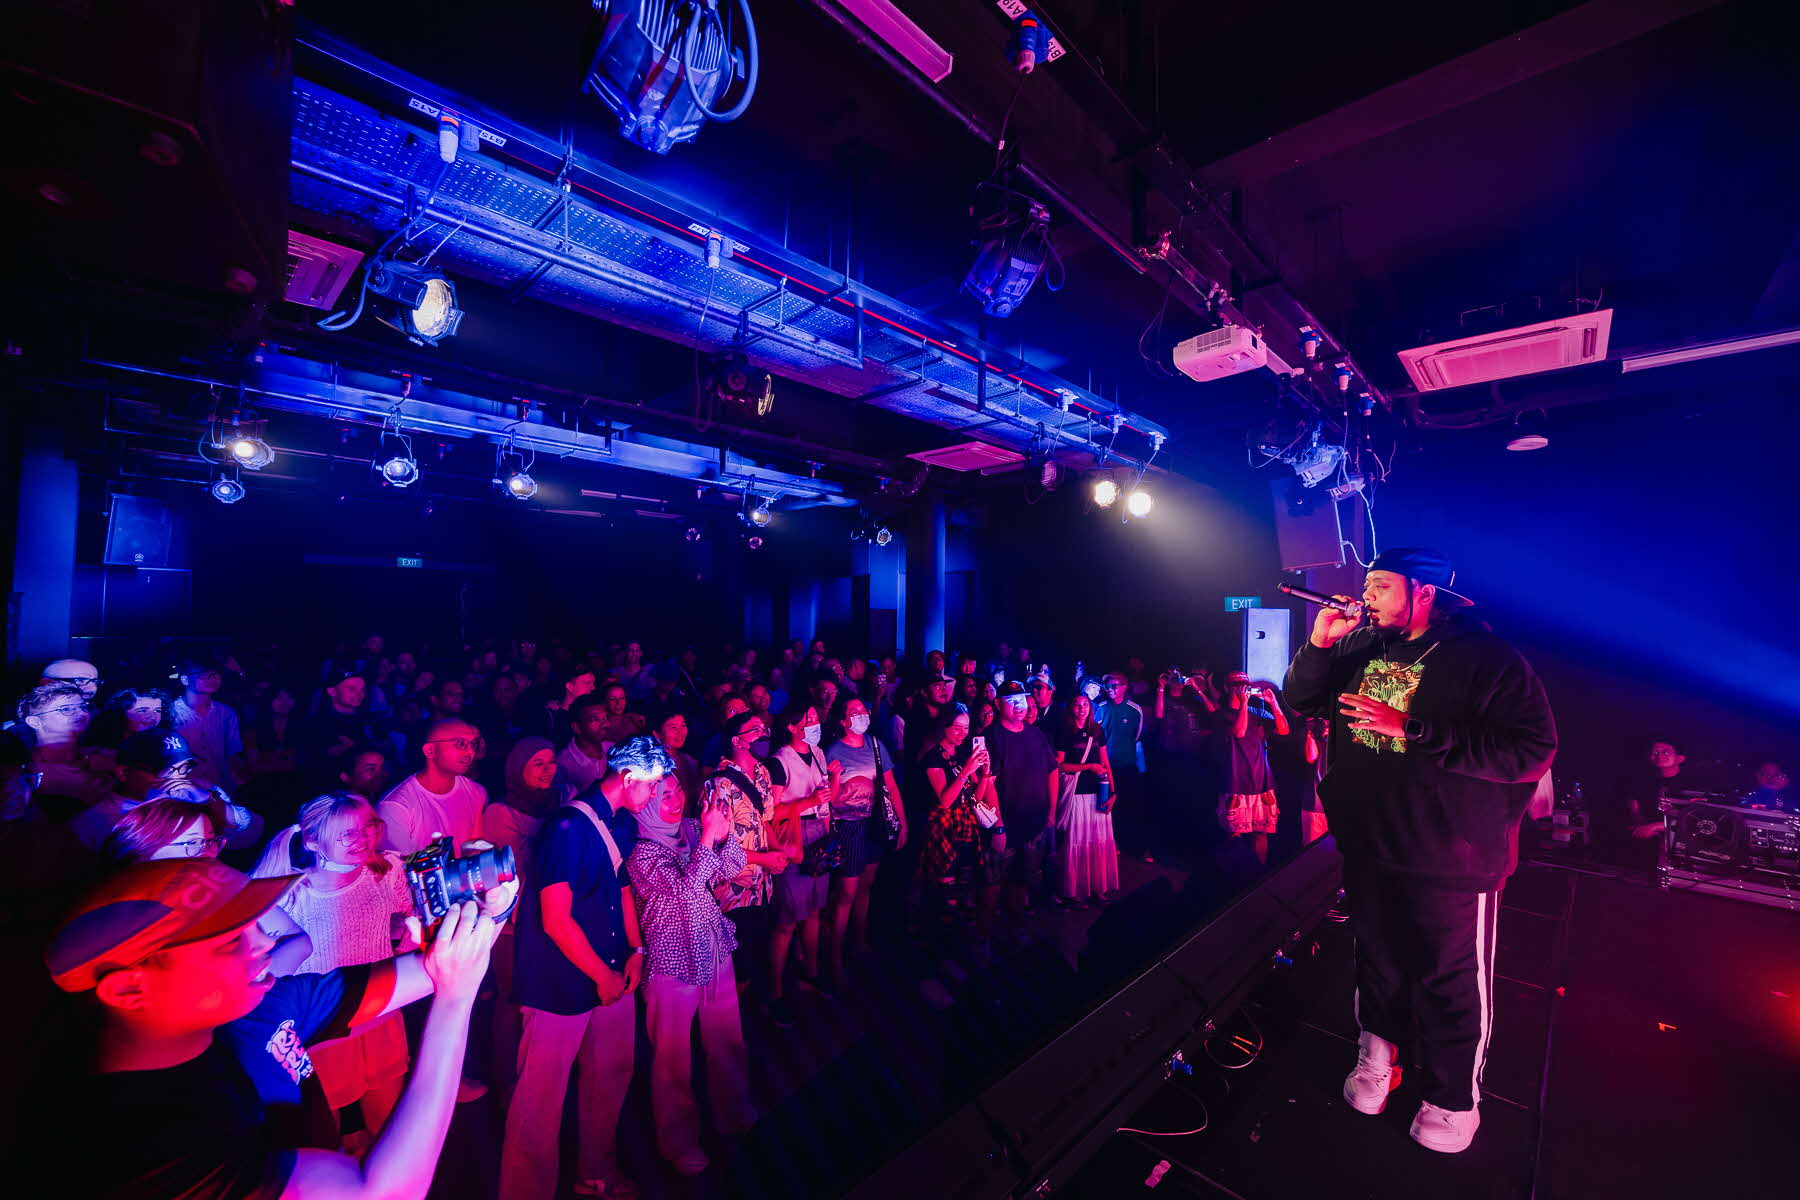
[997,681,1029,701]
[1368,547,1473,605]
[118,730,199,772]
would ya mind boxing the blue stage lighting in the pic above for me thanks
[210,475,246,504]
[584,0,760,153]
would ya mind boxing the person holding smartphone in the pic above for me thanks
[1213,672,1290,865]
[629,764,754,1175]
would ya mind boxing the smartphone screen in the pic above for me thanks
[971,735,986,754]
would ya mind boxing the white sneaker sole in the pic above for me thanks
[1343,1067,1399,1115]
[1409,1111,1478,1153]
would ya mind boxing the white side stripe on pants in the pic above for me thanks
[1471,890,1497,1105]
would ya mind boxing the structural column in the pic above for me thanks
[8,423,78,667]
[903,497,945,662]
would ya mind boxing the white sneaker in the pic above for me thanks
[1410,1100,1480,1153]
[1342,1031,1401,1114]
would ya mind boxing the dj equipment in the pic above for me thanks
[1661,798,1800,879]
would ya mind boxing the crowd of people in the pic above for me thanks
[1,634,1311,1197]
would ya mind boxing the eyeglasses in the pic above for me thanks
[46,674,100,688]
[334,819,385,848]
[169,833,230,857]
[426,736,485,754]
[35,703,91,718]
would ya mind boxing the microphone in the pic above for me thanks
[1278,583,1363,615]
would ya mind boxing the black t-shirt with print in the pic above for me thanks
[1054,722,1106,795]
[35,962,387,1198]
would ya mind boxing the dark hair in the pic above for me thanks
[777,699,821,745]
[569,691,609,719]
[86,688,172,750]
[101,797,229,865]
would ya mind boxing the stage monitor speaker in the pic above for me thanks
[3,0,292,305]
[104,494,186,568]
[1272,478,1344,571]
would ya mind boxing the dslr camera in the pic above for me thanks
[404,836,517,942]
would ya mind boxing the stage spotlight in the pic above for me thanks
[873,525,893,547]
[1092,476,1119,508]
[380,455,421,487]
[747,496,774,527]
[1037,458,1064,492]
[225,433,274,470]
[367,260,464,346]
[685,526,703,543]
[746,535,765,551]
[210,475,246,505]
[503,470,537,499]
[1127,488,1154,518]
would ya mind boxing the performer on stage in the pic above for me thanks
[1284,548,1555,1154]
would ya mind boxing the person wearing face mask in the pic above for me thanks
[918,704,1000,951]
[764,703,841,1026]
[276,792,417,1150]
[824,698,906,980]
[705,709,791,1005]
[629,762,754,1176]
[985,683,1061,916]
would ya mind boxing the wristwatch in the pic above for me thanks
[1403,716,1427,742]
[628,945,645,957]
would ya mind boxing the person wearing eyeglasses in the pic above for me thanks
[17,682,110,819]
[38,658,102,703]
[378,718,489,858]
[277,793,419,1150]
[171,656,245,790]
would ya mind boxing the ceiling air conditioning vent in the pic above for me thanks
[284,231,365,310]
[907,441,1025,472]
[1397,309,1612,391]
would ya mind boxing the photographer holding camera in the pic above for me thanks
[1213,672,1291,866]
[35,856,513,1198]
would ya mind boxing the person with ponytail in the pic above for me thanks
[275,792,416,1149]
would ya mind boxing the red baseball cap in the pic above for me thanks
[46,859,295,992]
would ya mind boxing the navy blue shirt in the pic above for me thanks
[514,792,637,1014]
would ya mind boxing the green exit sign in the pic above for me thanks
[396,555,425,569]
[1225,595,1262,612]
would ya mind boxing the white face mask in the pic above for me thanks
[849,714,871,735]
[803,724,822,746]
[1083,684,1101,701]
[319,858,361,874]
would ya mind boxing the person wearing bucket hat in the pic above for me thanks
[1284,546,1556,1156]
[31,856,513,1198]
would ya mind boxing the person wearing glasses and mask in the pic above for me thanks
[378,718,488,856]
[277,792,419,1150]
[171,657,246,790]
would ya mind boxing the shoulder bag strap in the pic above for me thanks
[568,799,625,875]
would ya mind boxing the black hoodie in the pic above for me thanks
[1284,616,1556,891]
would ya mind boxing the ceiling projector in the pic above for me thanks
[1173,325,1268,382]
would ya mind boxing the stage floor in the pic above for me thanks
[1063,860,1800,1200]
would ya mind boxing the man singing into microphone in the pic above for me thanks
[1284,548,1555,1154]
